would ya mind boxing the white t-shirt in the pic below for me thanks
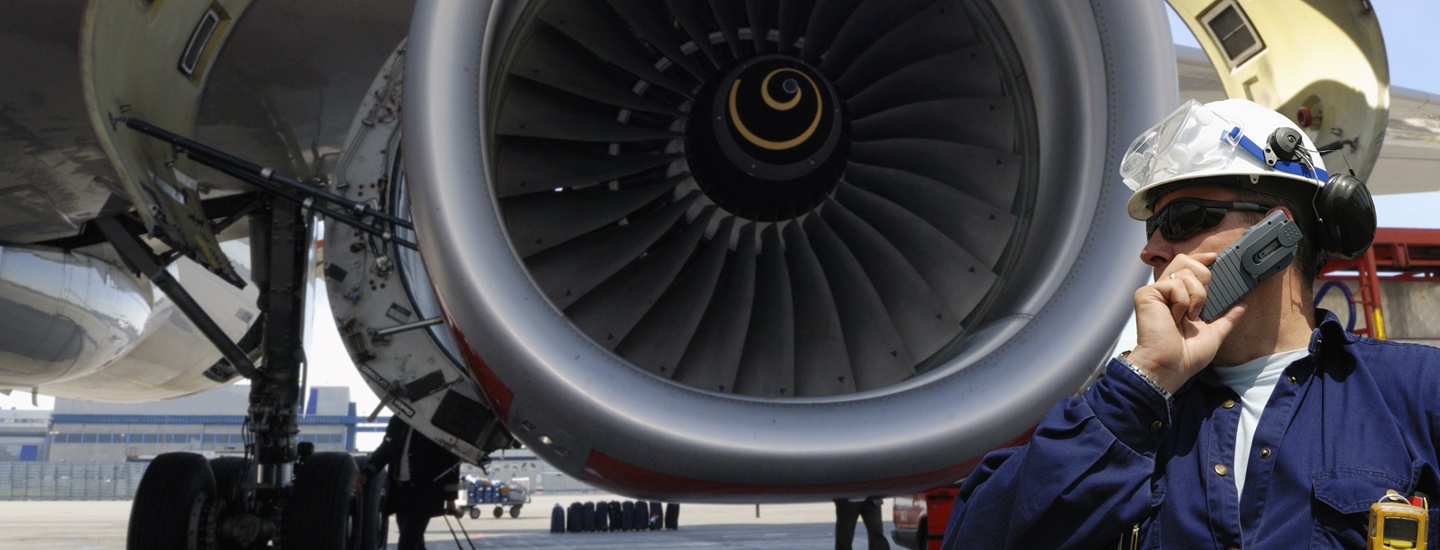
[1210,348,1309,501]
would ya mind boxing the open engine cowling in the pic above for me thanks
[388,0,1171,501]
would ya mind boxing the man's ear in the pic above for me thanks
[1268,204,1296,221]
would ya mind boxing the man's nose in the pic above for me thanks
[1140,232,1172,269]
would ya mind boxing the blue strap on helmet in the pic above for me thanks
[1231,126,1328,182]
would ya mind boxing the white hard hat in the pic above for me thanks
[1121,98,1328,220]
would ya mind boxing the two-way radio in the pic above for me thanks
[1199,209,1304,322]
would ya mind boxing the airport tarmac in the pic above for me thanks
[0,492,903,549]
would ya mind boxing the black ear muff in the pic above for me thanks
[1314,173,1376,260]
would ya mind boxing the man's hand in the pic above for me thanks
[353,473,368,493]
[1126,252,1247,393]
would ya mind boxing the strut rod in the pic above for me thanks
[96,216,259,379]
[119,117,418,250]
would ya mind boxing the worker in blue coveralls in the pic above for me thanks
[942,98,1440,549]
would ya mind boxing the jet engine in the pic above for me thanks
[331,0,1175,502]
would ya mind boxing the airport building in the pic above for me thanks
[0,410,51,462]
[45,385,363,463]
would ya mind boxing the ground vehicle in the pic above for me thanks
[892,487,961,550]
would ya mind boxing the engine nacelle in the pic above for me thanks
[338,0,1173,502]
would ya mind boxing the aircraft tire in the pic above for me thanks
[649,500,662,530]
[127,452,216,550]
[208,456,247,506]
[282,452,361,550]
[352,457,388,550]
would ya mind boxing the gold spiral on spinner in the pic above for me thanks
[726,68,824,151]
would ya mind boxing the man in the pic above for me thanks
[835,496,891,550]
[356,417,461,550]
[941,98,1440,548]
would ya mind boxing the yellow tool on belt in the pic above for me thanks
[1369,492,1428,549]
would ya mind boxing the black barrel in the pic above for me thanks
[621,500,636,530]
[582,501,596,532]
[567,502,583,532]
[549,503,565,533]
[664,503,680,530]
[595,501,610,531]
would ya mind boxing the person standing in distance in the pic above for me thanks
[942,98,1440,548]
[356,416,461,550]
[835,496,891,550]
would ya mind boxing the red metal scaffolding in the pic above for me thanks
[1317,228,1440,339]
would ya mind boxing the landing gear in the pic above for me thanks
[114,118,490,549]
[282,452,362,549]
[127,453,217,549]
[354,457,390,550]
[113,190,350,549]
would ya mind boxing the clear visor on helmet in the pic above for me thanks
[1120,99,1244,192]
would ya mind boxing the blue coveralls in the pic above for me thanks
[943,311,1440,549]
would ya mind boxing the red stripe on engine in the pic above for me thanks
[448,323,514,423]
[581,428,1035,498]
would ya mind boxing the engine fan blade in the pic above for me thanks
[852,98,1016,152]
[848,139,1021,212]
[526,191,701,309]
[802,213,915,392]
[617,216,738,378]
[780,222,853,397]
[777,0,815,55]
[733,224,798,398]
[674,222,759,393]
[744,0,776,53]
[830,1,976,96]
[843,46,1002,119]
[819,198,961,363]
[707,0,747,58]
[799,0,865,63]
[819,0,942,78]
[664,0,726,69]
[494,137,684,198]
[504,173,689,258]
[497,78,681,143]
[834,183,997,326]
[606,0,709,83]
[537,2,691,97]
[510,25,684,117]
[567,206,718,349]
[843,162,1014,268]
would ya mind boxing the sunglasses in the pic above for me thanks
[1145,198,1270,241]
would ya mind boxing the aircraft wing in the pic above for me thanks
[1372,87,1440,195]
[1177,44,1440,196]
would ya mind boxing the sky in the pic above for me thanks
[4,1,1438,414]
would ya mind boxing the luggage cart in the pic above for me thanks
[462,476,531,519]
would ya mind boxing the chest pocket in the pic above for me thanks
[1311,467,1415,549]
